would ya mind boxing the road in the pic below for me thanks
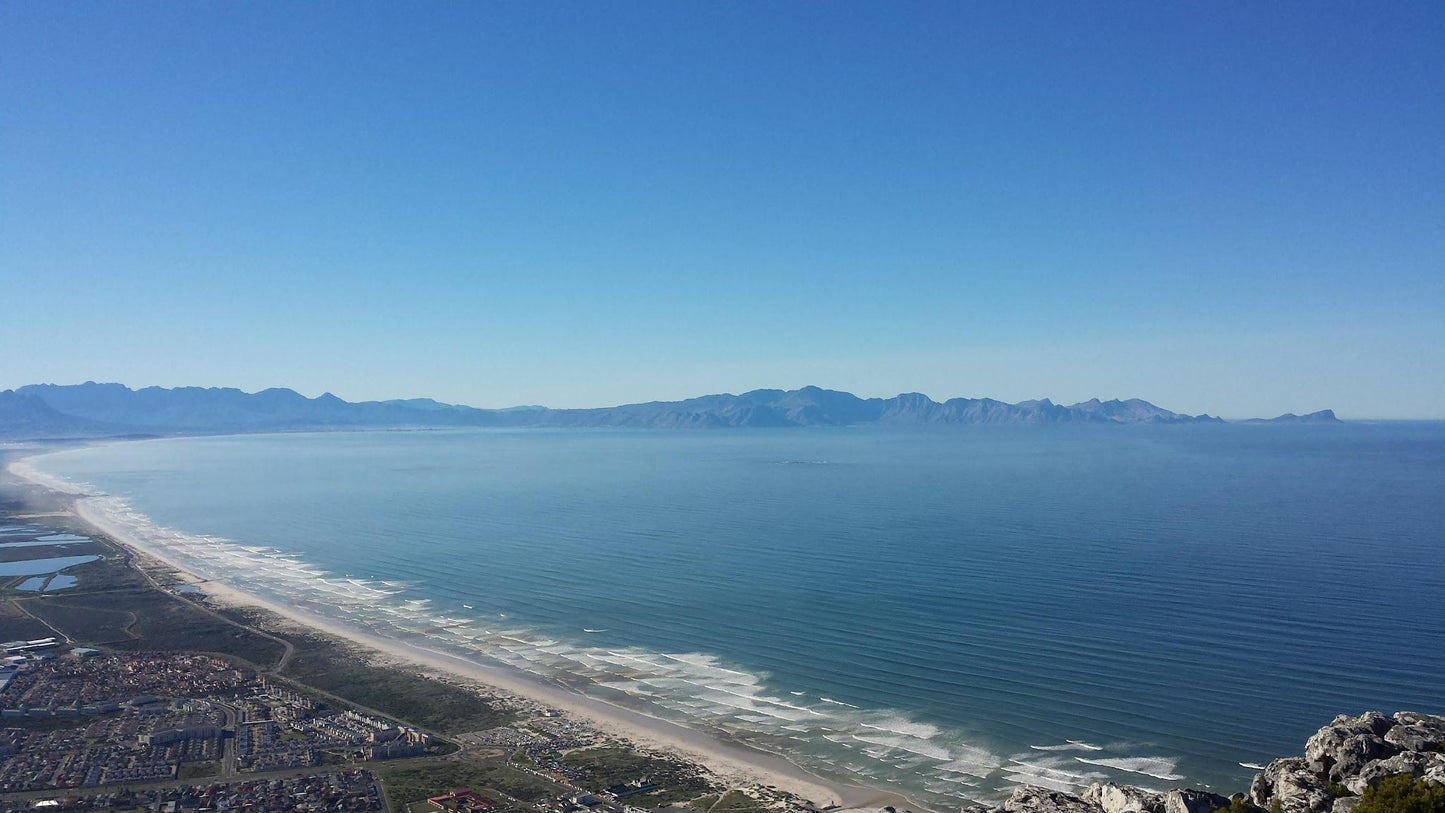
[216,700,239,778]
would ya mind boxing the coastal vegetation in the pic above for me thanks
[707,788,777,813]
[1356,775,1445,813]
[10,549,287,669]
[378,758,572,809]
[559,744,715,803]
[279,628,517,735]
[0,602,51,641]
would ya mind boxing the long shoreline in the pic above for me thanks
[5,448,917,813]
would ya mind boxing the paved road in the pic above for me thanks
[217,701,239,778]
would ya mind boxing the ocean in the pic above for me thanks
[24,424,1445,809]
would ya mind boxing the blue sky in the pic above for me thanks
[3,2,1441,418]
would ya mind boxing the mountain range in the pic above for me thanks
[0,382,1336,440]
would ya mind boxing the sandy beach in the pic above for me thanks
[5,450,915,813]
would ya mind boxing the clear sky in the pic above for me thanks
[3,2,1442,418]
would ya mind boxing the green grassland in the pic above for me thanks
[560,745,716,804]
[0,599,57,640]
[178,761,222,780]
[0,528,287,667]
[17,586,286,668]
[277,626,516,735]
[708,789,773,813]
[54,550,154,591]
[380,756,565,809]
[0,709,127,732]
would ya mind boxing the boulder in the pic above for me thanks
[1346,752,1445,795]
[1334,734,1401,782]
[1003,787,1099,813]
[1164,789,1230,813]
[1250,758,1334,813]
[1304,713,1400,782]
[1425,755,1445,786]
[1392,712,1445,728]
[1083,782,1165,813]
[1329,799,1360,813]
[1384,713,1445,753]
[1251,764,1277,807]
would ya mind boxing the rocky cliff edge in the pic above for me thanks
[967,712,1445,813]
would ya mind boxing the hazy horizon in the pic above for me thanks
[4,3,1442,419]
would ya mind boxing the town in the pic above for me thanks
[0,650,437,792]
[0,626,783,813]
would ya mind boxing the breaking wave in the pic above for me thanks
[1075,756,1184,782]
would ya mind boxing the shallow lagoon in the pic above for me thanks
[0,555,99,576]
[0,538,88,548]
[46,574,77,590]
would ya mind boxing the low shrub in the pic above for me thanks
[1355,774,1445,813]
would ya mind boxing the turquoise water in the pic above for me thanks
[30,425,1445,808]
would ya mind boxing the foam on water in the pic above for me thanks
[1075,756,1184,781]
[862,718,943,740]
[1003,753,1109,792]
[1031,741,1106,753]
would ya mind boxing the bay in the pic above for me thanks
[29,424,1445,807]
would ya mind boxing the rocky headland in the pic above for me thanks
[970,712,1445,813]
